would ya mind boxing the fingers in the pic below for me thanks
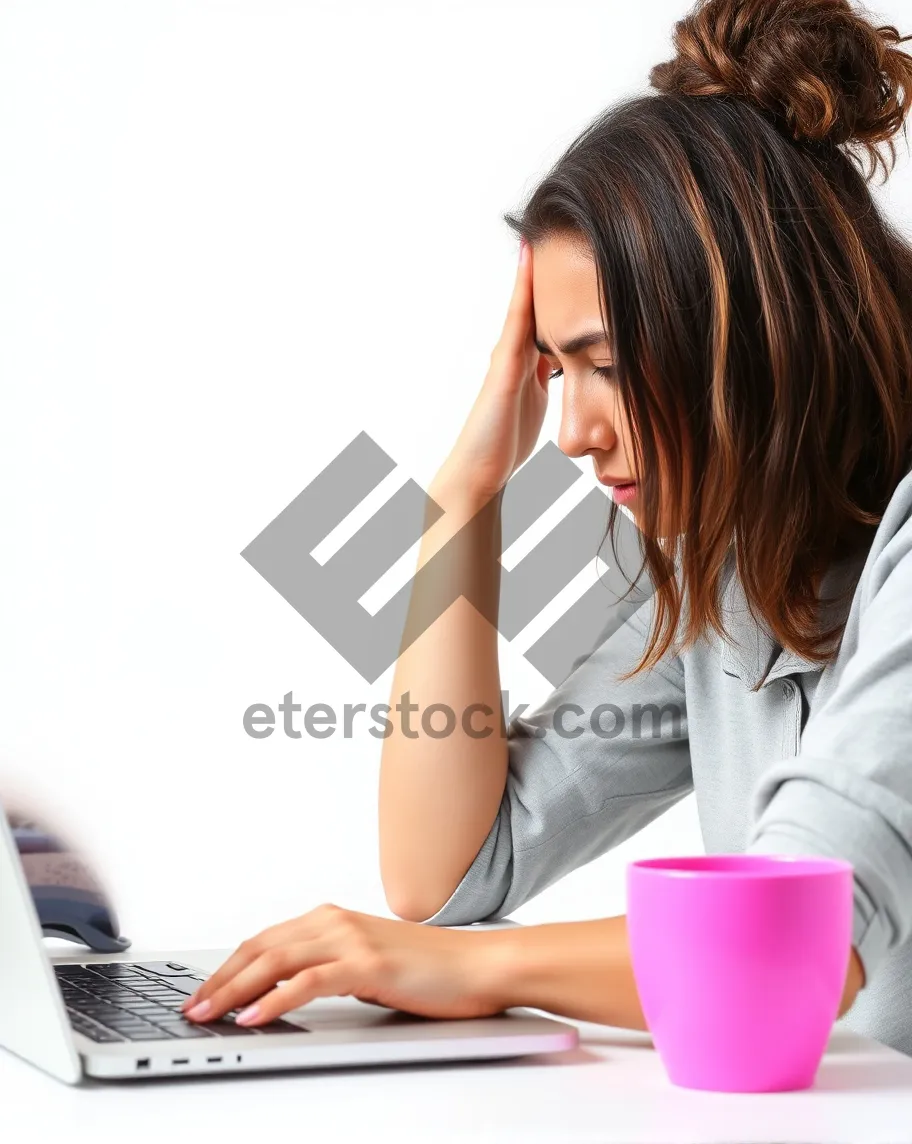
[185,939,328,1022]
[181,943,260,1013]
[234,962,353,1026]
[181,903,354,1019]
[498,237,535,356]
[181,913,320,1012]
[173,907,475,1027]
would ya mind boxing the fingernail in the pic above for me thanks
[180,993,198,1012]
[184,1000,211,1021]
[235,1005,260,1026]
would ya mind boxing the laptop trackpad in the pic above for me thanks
[284,996,435,1031]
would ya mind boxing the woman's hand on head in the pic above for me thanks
[180,904,505,1026]
[434,239,552,507]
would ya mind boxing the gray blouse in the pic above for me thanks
[425,469,912,1058]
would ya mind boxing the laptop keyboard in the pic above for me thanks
[55,961,307,1042]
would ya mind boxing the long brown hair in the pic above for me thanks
[506,0,912,680]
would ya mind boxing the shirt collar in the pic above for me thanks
[718,547,864,689]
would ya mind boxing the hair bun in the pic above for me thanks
[650,0,912,174]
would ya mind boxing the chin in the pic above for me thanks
[616,497,639,521]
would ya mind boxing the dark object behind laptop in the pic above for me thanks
[7,805,130,953]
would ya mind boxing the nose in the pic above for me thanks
[556,372,618,459]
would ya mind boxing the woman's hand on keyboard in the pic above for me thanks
[180,905,506,1025]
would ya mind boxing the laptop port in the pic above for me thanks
[136,1059,150,1070]
[171,1058,190,1066]
[206,1056,223,1064]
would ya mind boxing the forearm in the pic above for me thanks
[482,916,648,1030]
[379,475,509,921]
[476,917,866,1030]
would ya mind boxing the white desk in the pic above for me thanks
[2,947,911,1144]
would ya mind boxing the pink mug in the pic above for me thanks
[626,854,854,1092]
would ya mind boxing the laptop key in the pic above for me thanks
[73,1006,124,1025]
[93,984,142,999]
[157,977,206,996]
[78,1026,123,1043]
[85,964,156,978]
[79,1007,120,1020]
[68,1016,125,1043]
[131,962,198,976]
[80,1025,124,1043]
[105,1016,169,1035]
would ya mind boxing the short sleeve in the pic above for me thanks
[423,595,693,925]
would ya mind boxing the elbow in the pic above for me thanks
[387,897,435,924]
[381,869,454,924]
[383,886,447,924]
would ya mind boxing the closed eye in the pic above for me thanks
[547,365,616,382]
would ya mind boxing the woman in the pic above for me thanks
[183,0,912,1057]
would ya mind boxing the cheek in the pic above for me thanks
[613,412,637,466]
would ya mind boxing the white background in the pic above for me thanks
[1,0,910,953]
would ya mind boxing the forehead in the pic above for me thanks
[531,235,603,347]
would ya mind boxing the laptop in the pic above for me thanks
[0,803,579,1083]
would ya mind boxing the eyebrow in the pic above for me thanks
[533,328,610,357]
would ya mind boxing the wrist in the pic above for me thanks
[464,918,649,1030]
[429,465,504,519]
[468,927,532,1012]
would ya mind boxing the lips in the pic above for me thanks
[610,482,638,506]
[595,474,638,505]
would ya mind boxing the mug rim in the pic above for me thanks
[628,854,853,878]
